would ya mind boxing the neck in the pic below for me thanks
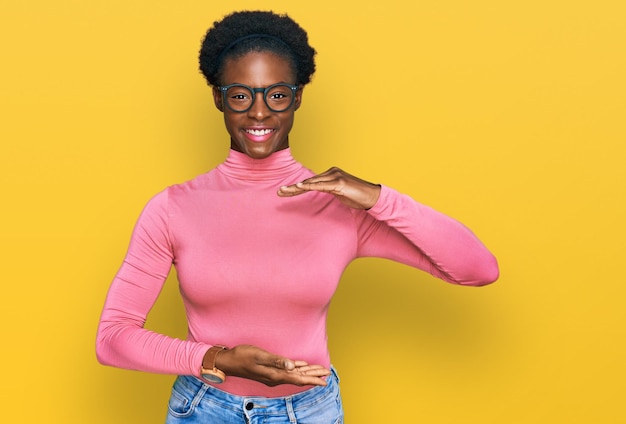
[217,148,303,182]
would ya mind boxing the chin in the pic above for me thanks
[234,140,288,159]
[237,145,273,160]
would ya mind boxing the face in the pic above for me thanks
[213,51,302,159]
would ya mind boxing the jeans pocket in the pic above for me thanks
[167,377,207,419]
[294,393,344,424]
[294,379,344,423]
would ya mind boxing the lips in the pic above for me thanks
[246,128,273,136]
[243,127,275,142]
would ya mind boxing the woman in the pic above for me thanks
[96,10,499,423]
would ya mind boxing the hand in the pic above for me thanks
[214,345,331,387]
[277,167,381,210]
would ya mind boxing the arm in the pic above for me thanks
[278,167,499,286]
[96,190,330,386]
[357,185,499,285]
[95,191,211,376]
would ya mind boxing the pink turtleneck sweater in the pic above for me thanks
[96,148,498,397]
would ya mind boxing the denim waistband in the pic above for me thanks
[174,366,340,413]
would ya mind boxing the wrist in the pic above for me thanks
[364,184,382,210]
[200,345,228,383]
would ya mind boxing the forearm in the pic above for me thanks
[96,314,209,376]
[361,185,499,286]
[96,274,210,376]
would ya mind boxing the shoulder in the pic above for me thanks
[167,170,214,196]
[136,169,216,219]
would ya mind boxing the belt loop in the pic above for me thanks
[285,396,297,423]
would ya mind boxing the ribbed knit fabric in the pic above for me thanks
[96,148,498,397]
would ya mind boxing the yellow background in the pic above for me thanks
[1,0,624,422]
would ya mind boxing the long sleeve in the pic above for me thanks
[355,185,499,286]
[95,149,498,397]
[96,190,210,376]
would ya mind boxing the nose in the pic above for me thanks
[247,92,271,120]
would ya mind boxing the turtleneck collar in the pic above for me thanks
[216,148,304,181]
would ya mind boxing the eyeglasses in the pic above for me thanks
[218,83,299,113]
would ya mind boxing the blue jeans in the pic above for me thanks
[165,367,344,423]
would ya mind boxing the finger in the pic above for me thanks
[263,361,330,387]
[293,375,328,386]
[280,369,329,387]
[300,167,341,182]
[295,180,342,195]
[276,184,308,197]
[262,354,297,371]
[280,358,296,371]
[296,171,341,187]
[277,180,339,197]
[293,365,331,377]
[277,166,345,196]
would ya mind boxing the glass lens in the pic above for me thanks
[264,84,294,112]
[224,85,253,112]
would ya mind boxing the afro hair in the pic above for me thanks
[199,10,316,87]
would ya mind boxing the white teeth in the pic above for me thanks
[247,129,273,136]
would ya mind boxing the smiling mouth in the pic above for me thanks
[245,128,274,136]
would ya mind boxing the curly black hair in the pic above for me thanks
[199,10,316,87]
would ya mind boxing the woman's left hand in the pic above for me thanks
[277,167,381,210]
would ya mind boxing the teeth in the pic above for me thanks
[247,129,273,136]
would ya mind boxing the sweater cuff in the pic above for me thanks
[366,184,396,218]
[191,343,213,377]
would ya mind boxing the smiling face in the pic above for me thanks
[213,51,302,159]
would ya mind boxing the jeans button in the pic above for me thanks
[245,402,254,410]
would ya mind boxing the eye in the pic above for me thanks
[266,86,293,103]
[229,92,251,100]
[269,92,287,99]
[224,86,252,99]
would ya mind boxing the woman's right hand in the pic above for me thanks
[213,344,331,387]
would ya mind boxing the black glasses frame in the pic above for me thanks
[218,83,299,113]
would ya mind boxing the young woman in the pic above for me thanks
[96,10,499,423]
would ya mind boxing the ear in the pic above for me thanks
[293,85,304,111]
[212,86,224,112]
